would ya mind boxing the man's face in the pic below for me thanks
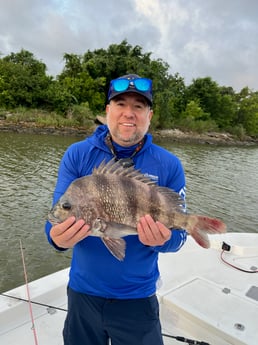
[105,93,153,146]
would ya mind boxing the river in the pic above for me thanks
[0,131,257,292]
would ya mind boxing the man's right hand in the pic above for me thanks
[50,216,91,249]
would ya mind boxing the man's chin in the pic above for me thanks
[119,135,140,145]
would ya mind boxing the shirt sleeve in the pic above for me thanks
[45,144,81,249]
[153,229,188,253]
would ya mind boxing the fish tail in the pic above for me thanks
[187,215,227,249]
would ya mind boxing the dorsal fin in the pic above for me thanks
[156,186,185,212]
[93,158,156,185]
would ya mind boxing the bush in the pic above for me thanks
[227,125,246,140]
[175,117,218,133]
[66,102,95,126]
[2,106,95,128]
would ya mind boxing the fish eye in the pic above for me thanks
[62,202,71,210]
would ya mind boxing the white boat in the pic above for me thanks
[1,232,258,345]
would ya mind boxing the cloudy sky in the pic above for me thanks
[1,0,258,91]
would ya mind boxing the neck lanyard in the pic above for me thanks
[105,132,144,168]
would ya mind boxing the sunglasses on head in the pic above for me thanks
[111,78,152,93]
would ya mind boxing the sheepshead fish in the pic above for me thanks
[48,159,226,260]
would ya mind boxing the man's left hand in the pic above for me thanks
[137,214,171,246]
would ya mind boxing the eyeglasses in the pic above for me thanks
[111,78,152,93]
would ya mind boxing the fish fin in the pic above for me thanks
[101,237,126,261]
[190,229,210,248]
[156,187,185,211]
[104,221,137,237]
[93,158,157,185]
[91,218,136,237]
[188,215,227,249]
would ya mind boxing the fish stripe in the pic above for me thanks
[97,174,114,217]
[148,186,161,221]
[122,176,139,224]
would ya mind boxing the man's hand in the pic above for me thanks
[137,214,171,246]
[50,216,91,249]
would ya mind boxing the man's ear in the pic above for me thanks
[148,109,153,121]
[105,103,110,115]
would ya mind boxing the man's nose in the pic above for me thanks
[122,104,135,116]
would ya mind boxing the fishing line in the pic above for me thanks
[0,294,210,344]
[20,239,39,345]
[1,291,211,345]
[2,292,211,343]
[0,293,67,312]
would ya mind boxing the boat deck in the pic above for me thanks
[158,233,258,345]
[1,233,257,345]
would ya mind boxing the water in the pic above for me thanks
[0,132,257,292]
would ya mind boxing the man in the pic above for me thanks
[45,74,187,345]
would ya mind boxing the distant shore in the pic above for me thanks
[0,119,257,146]
[154,128,258,146]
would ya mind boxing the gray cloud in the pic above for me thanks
[0,0,257,91]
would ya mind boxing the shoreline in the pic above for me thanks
[154,128,258,146]
[0,120,257,146]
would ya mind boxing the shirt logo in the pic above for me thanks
[143,173,159,183]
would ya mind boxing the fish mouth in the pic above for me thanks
[47,213,61,225]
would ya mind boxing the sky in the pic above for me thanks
[1,0,258,92]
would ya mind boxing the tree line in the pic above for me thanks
[0,40,257,137]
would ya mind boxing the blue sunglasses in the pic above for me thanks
[111,78,152,93]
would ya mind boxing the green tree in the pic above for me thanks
[237,88,258,137]
[0,49,52,109]
[186,77,237,129]
[153,74,186,128]
[58,65,106,113]
[44,80,75,113]
[2,44,257,136]
[182,100,209,120]
[175,99,217,132]
[58,40,183,121]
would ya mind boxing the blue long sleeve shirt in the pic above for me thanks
[45,125,187,298]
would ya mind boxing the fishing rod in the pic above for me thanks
[1,292,211,345]
[0,292,67,312]
[19,239,39,345]
[10,240,212,345]
[162,333,210,345]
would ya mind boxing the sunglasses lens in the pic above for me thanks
[134,78,152,91]
[112,79,130,92]
[109,77,152,103]
[112,78,152,92]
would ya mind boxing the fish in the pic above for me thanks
[48,159,227,260]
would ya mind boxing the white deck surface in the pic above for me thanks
[1,233,258,345]
[158,233,258,345]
